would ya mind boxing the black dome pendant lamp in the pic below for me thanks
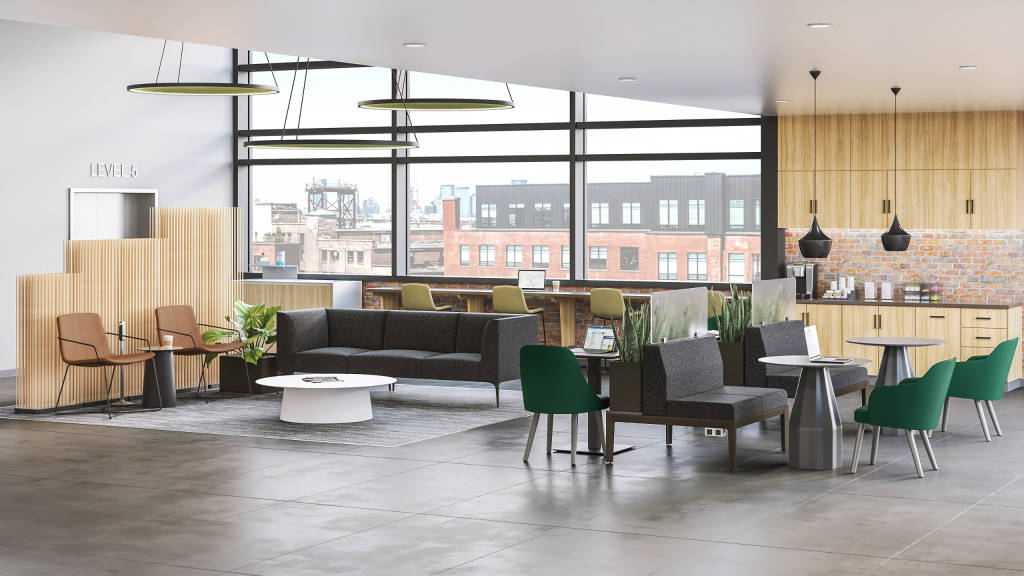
[798,69,833,259]
[881,86,911,251]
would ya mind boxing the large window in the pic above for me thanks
[240,54,762,284]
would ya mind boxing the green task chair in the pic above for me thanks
[400,283,452,311]
[520,345,609,467]
[492,286,546,343]
[941,337,1018,441]
[850,358,956,478]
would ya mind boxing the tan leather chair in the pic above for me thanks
[56,313,157,418]
[400,283,452,311]
[155,305,245,400]
[492,285,547,343]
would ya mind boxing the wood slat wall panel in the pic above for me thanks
[240,283,334,312]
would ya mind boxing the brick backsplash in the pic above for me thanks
[784,229,1024,302]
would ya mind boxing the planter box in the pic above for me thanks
[718,341,745,387]
[219,355,278,394]
[609,361,643,413]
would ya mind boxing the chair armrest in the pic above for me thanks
[105,332,152,351]
[480,315,539,384]
[276,309,328,375]
[158,327,198,349]
[57,337,102,363]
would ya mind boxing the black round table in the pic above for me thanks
[139,346,182,408]
[567,348,634,456]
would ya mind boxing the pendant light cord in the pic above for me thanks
[505,82,514,103]
[155,40,168,83]
[812,73,817,210]
[263,52,278,88]
[177,42,184,83]
[395,71,419,144]
[280,56,301,140]
[294,58,311,140]
[893,88,898,211]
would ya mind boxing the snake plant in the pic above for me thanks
[713,285,752,344]
[614,301,651,364]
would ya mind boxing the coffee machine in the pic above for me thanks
[786,261,819,300]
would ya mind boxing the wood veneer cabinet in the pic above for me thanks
[777,171,850,229]
[797,304,842,356]
[914,307,961,375]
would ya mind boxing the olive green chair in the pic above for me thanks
[520,345,609,467]
[941,337,1018,441]
[590,288,624,324]
[400,283,452,311]
[492,286,546,343]
[850,358,956,478]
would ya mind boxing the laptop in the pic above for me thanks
[582,326,616,354]
[518,269,546,291]
[805,325,853,364]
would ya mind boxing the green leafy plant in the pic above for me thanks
[201,300,281,366]
[712,285,752,344]
[613,301,651,364]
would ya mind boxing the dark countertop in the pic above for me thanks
[800,298,1022,310]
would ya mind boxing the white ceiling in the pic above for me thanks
[2,0,1023,116]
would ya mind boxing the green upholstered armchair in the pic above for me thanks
[850,358,956,478]
[520,345,609,467]
[942,337,1018,441]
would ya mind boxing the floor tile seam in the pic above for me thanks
[55,549,256,576]
[427,525,560,576]
[867,556,1024,575]
[879,473,1024,568]
[285,460,439,502]
[417,471,557,515]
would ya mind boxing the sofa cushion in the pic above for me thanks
[759,320,809,356]
[383,311,458,353]
[327,309,386,350]
[293,347,369,373]
[667,386,787,421]
[347,349,442,377]
[456,313,509,353]
[765,364,869,397]
[421,352,482,381]
[642,336,722,416]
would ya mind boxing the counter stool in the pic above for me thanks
[492,285,546,343]
[590,288,624,325]
[400,283,452,311]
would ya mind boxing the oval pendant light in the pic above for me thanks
[798,69,832,259]
[244,57,417,150]
[358,78,514,111]
[128,41,277,96]
[881,86,911,251]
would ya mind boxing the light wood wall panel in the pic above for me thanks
[815,115,851,171]
[897,112,958,170]
[850,114,893,170]
[779,116,813,171]
[241,282,334,312]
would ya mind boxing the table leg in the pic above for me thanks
[875,345,914,436]
[555,357,634,456]
[789,367,842,470]
[281,387,373,424]
[143,351,176,408]
[461,294,487,313]
[554,297,576,347]
[380,292,400,310]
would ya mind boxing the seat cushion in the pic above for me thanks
[327,309,387,350]
[293,347,369,373]
[421,352,483,381]
[667,386,787,421]
[383,311,458,353]
[347,349,442,377]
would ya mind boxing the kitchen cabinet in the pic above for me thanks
[896,170,970,229]
[914,307,961,375]
[798,304,843,355]
[971,169,1019,229]
[850,114,893,170]
[897,112,958,169]
[777,171,850,229]
[849,171,890,228]
[778,115,850,171]
[960,306,1022,381]
[957,111,1018,169]
[840,305,917,375]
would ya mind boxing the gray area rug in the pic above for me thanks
[0,383,529,447]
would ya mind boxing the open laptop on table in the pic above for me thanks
[518,269,546,291]
[582,326,616,354]
[805,325,853,364]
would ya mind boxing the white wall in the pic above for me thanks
[0,19,235,373]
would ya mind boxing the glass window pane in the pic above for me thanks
[409,131,566,156]
[728,253,746,282]
[408,72,567,125]
[586,126,760,154]
[250,165,391,275]
[408,162,569,278]
[586,93,757,121]
[585,160,760,281]
[250,66,391,130]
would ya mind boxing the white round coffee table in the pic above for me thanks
[255,374,396,424]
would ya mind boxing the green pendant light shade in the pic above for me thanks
[358,98,513,111]
[128,41,278,96]
[798,69,832,259]
[881,86,911,252]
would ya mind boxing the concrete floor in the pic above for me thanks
[1,384,1024,575]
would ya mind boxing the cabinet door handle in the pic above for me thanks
[966,199,971,214]
[976,316,991,321]
[878,314,883,331]
[929,315,946,319]
[809,200,814,214]
[976,336,992,340]
[971,199,976,214]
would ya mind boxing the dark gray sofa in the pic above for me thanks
[605,336,788,472]
[276,308,538,405]
[744,320,870,404]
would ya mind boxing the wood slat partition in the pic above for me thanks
[239,283,334,312]
[15,207,241,411]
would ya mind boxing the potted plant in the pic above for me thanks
[609,301,650,413]
[712,284,752,387]
[202,300,281,394]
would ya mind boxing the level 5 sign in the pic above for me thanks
[89,162,138,179]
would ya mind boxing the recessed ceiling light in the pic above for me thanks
[618,76,637,82]
[403,42,427,48]
[775,99,790,103]
[806,22,832,28]
[959,65,978,70]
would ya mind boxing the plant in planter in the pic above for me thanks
[202,300,281,394]
[609,301,650,412]
[712,284,752,387]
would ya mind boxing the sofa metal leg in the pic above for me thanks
[975,400,992,442]
[604,414,615,464]
[851,423,865,474]
[870,421,881,465]
[986,401,1003,436]
[941,397,950,432]
[780,408,788,453]
[920,428,938,470]
[906,430,924,478]
[523,413,540,462]
[494,385,500,407]
[727,426,737,472]
[570,413,578,468]
[665,425,672,445]
[546,414,554,454]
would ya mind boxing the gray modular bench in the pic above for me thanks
[276,308,538,406]
[606,336,788,472]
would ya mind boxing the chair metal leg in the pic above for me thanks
[605,413,615,464]
[920,428,938,470]
[104,366,115,419]
[665,425,673,445]
[941,397,950,432]
[242,360,253,394]
[54,364,70,414]
[870,421,881,465]
[546,413,554,454]
[523,413,540,462]
[906,430,924,478]
[570,413,578,467]
[975,400,992,441]
[495,385,500,407]
[986,401,1003,436]
[596,412,607,455]
[727,426,737,472]
[201,364,210,404]
[851,423,865,474]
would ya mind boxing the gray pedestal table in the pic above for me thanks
[139,346,182,408]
